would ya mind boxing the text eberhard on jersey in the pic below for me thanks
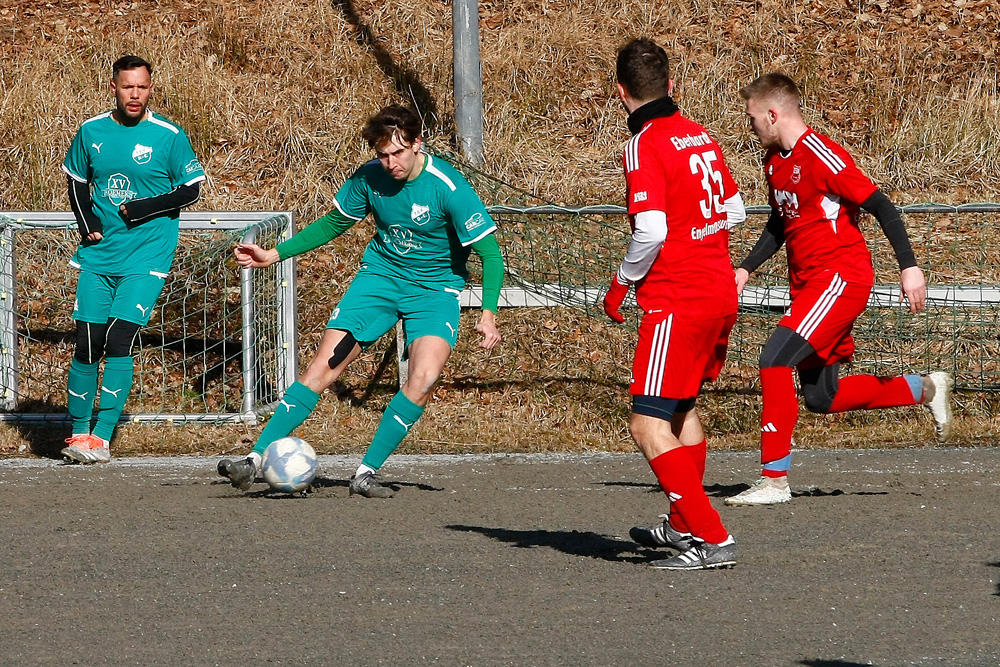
[624,112,739,318]
[62,110,206,275]
[334,154,497,289]
[765,127,878,293]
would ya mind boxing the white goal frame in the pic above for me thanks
[0,211,297,424]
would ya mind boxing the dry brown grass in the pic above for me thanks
[1,0,998,457]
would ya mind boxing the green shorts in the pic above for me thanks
[328,268,462,353]
[73,270,168,325]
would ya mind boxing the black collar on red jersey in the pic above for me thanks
[627,96,679,135]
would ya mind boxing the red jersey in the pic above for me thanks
[764,128,878,292]
[623,112,739,318]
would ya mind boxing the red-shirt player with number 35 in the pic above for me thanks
[724,73,955,507]
[603,39,746,570]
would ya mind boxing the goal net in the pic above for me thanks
[0,211,297,423]
[433,148,1000,393]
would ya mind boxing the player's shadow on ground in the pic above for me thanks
[447,524,649,564]
[310,476,444,494]
[603,481,889,500]
[799,660,877,667]
[214,476,443,497]
[991,562,1000,596]
[705,483,888,499]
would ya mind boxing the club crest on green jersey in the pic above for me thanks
[410,203,430,225]
[132,143,153,164]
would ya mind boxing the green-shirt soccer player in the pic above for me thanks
[61,55,206,464]
[219,105,504,497]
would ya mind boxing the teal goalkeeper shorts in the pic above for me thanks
[73,270,168,325]
[327,267,462,352]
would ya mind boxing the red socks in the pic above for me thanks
[760,366,797,476]
[668,440,707,533]
[651,447,728,544]
[829,375,919,412]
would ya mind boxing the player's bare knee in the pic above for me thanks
[402,373,438,402]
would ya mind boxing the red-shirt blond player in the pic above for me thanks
[725,73,954,506]
[603,40,746,570]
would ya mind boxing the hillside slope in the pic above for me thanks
[0,0,998,456]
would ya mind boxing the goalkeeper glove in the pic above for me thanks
[603,273,630,323]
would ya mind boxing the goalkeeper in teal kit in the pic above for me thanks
[61,55,205,463]
[219,105,504,497]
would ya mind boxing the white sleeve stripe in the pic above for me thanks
[147,112,181,134]
[81,111,113,126]
[624,125,651,173]
[62,165,87,183]
[803,134,846,173]
[332,198,365,221]
[424,156,457,191]
[462,225,497,246]
[68,179,91,235]
[182,174,207,186]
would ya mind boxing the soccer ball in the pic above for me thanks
[261,437,317,493]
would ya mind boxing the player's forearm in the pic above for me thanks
[739,207,784,274]
[862,190,917,270]
[617,209,667,283]
[276,208,357,260]
[724,192,747,229]
[121,183,201,226]
[472,234,504,313]
[67,176,102,238]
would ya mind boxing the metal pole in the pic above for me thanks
[453,0,484,165]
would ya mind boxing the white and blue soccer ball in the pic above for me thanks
[261,437,317,493]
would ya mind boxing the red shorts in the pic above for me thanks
[630,310,736,399]
[781,272,872,365]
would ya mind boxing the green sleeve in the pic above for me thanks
[275,208,359,260]
[471,234,504,313]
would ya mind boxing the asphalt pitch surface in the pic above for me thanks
[1,448,998,666]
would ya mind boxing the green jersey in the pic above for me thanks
[334,154,497,288]
[62,110,206,275]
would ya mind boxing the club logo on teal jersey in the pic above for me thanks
[184,158,202,175]
[411,203,430,226]
[464,212,487,231]
[132,143,153,164]
[387,225,422,254]
[105,173,135,206]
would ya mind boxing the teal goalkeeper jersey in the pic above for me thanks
[334,154,497,288]
[62,110,206,275]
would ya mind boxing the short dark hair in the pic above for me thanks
[616,39,671,101]
[112,55,153,79]
[739,72,801,108]
[362,105,423,148]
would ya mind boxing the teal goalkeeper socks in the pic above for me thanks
[93,355,134,441]
[67,358,100,434]
[251,381,320,455]
[361,391,426,471]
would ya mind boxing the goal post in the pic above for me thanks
[0,210,297,424]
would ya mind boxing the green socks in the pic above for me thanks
[67,358,100,435]
[251,381,320,456]
[93,356,134,441]
[361,391,425,471]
